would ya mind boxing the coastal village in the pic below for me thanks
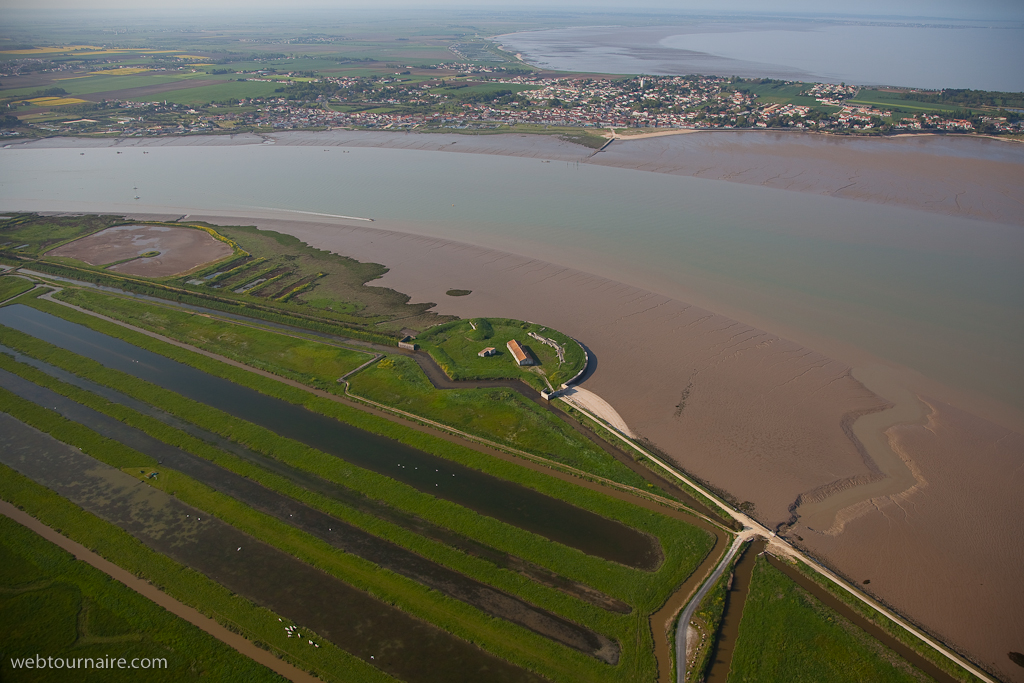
[3,60,1020,138]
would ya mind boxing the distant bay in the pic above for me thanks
[497,20,1024,91]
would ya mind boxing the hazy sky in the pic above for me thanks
[2,0,1022,20]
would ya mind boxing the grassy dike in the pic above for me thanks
[0,353,644,677]
[787,559,985,683]
[49,287,656,493]
[55,287,373,391]
[0,464,394,683]
[0,300,718,680]
[0,387,618,683]
[0,517,287,683]
[728,556,935,683]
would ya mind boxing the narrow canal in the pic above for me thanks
[703,538,765,683]
[0,412,545,683]
[0,367,619,663]
[0,341,631,614]
[0,303,660,570]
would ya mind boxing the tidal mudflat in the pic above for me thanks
[48,224,231,277]
[2,130,1021,679]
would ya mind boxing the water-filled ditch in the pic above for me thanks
[0,303,659,570]
[0,341,631,614]
[0,367,619,663]
[0,411,544,683]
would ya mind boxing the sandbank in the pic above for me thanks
[792,400,1024,683]
[7,129,1023,226]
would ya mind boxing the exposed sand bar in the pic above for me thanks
[7,129,1023,226]
[796,365,926,533]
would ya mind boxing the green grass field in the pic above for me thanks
[728,557,930,683]
[788,560,985,683]
[2,71,222,100]
[725,81,819,107]
[55,288,372,389]
[416,318,586,390]
[0,516,285,682]
[0,464,394,683]
[0,310,716,683]
[847,90,962,114]
[0,386,625,683]
[350,354,652,489]
[0,277,34,302]
[139,81,282,105]
[0,304,713,614]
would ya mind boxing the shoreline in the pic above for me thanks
[5,207,1022,679]
[3,130,1022,677]
[166,209,1020,681]
[6,128,1023,228]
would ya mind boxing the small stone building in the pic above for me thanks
[506,339,534,366]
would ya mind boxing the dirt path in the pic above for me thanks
[0,500,319,683]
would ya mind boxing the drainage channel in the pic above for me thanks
[0,367,619,664]
[0,341,631,615]
[0,303,660,571]
[0,412,544,683]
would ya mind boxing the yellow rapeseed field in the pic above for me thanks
[0,44,104,54]
[90,67,152,75]
[27,97,90,106]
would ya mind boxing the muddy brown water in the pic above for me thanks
[703,538,765,683]
[0,367,619,664]
[0,303,659,570]
[408,348,726,525]
[0,341,631,615]
[0,413,544,683]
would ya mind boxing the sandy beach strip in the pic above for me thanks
[8,129,1023,227]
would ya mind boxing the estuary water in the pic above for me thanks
[497,20,1024,91]
[2,140,1021,419]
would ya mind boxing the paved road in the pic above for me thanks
[674,534,751,683]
